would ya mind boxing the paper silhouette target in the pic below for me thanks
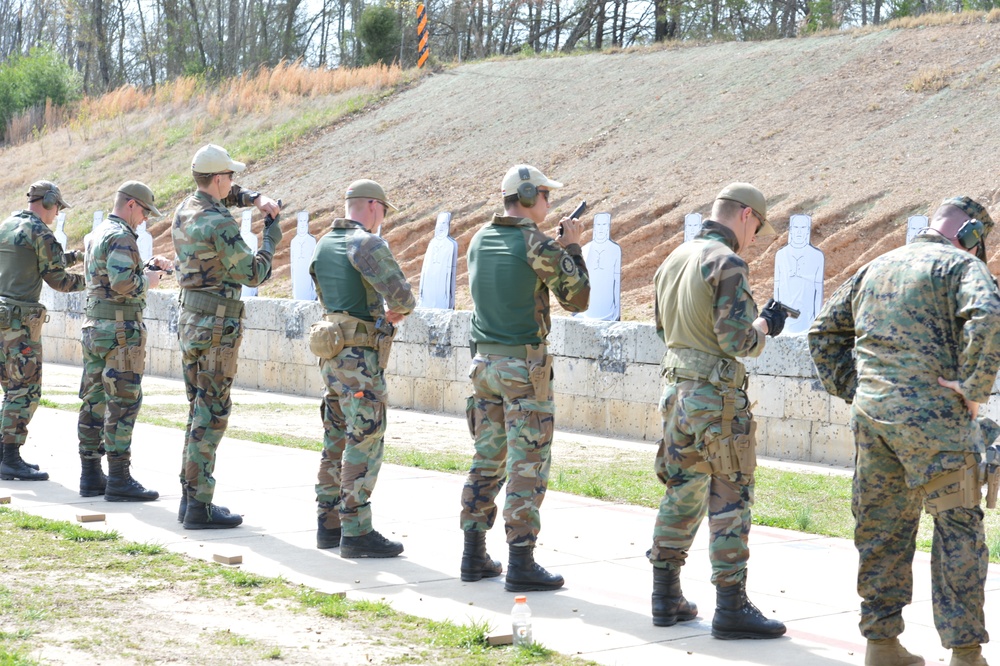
[291,211,317,301]
[418,212,458,309]
[907,215,929,244]
[240,211,258,298]
[684,213,703,242]
[774,214,824,336]
[136,220,153,263]
[579,212,621,321]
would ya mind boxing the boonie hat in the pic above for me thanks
[191,144,246,175]
[346,179,398,211]
[716,182,775,236]
[941,196,994,236]
[501,165,564,197]
[27,180,72,209]
[118,180,162,218]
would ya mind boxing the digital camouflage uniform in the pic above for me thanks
[0,211,84,452]
[648,221,765,586]
[78,215,149,459]
[172,186,273,503]
[809,232,1000,649]
[310,218,414,537]
[460,214,590,546]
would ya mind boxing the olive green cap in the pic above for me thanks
[117,180,162,218]
[716,182,774,236]
[27,180,71,209]
[346,179,397,211]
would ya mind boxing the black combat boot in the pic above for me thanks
[711,577,786,640]
[652,566,698,626]
[0,444,48,481]
[460,530,502,581]
[79,455,107,497]
[183,496,243,529]
[178,483,229,523]
[340,529,404,558]
[317,503,342,549]
[104,455,159,502]
[504,545,564,592]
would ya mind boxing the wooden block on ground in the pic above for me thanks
[0,496,10,504]
[213,553,243,565]
[76,512,105,523]
[487,634,513,646]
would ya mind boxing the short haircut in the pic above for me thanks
[503,193,521,210]
[193,172,215,188]
[114,192,131,209]
[713,198,744,221]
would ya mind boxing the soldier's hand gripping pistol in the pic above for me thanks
[759,299,800,338]
[373,316,396,370]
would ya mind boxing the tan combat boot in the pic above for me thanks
[865,638,924,666]
[951,646,989,666]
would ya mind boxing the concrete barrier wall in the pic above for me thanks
[42,289,1000,468]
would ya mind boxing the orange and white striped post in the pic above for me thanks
[416,3,430,68]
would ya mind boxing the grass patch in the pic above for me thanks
[4,508,119,542]
[906,67,951,93]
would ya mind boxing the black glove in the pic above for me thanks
[759,299,787,337]
[63,250,83,266]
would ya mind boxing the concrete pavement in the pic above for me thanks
[3,363,999,665]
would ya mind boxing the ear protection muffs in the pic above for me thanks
[516,167,537,208]
[41,190,58,210]
[956,218,985,250]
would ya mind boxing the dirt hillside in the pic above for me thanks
[5,23,1000,320]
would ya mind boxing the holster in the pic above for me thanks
[526,344,553,402]
[696,390,757,478]
[106,312,146,374]
[0,298,47,338]
[0,305,11,329]
[24,312,46,342]
[201,305,240,377]
[920,454,981,515]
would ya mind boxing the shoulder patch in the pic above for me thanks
[560,255,576,275]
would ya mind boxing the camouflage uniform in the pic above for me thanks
[809,232,1000,649]
[310,218,415,537]
[0,210,83,453]
[460,214,590,546]
[648,221,765,586]
[172,186,273,504]
[77,215,148,459]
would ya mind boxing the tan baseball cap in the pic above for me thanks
[716,182,774,236]
[345,179,397,211]
[501,165,563,197]
[118,180,162,218]
[27,180,71,209]
[191,144,246,175]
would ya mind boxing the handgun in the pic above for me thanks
[559,201,587,237]
[144,259,173,275]
[264,199,283,228]
[774,301,800,319]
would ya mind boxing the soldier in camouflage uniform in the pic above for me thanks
[649,183,787,639]
[459,165,590,592]
[310,179,415,558]
[809,196,1000,666]
[77,181,172,501]
[172,144,283,529]
[0,181,84,482]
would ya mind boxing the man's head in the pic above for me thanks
[711,182,773,253]
[501,165,563,226]
[593,213,611,242]
[788,214,812,249]
[113,181,161,229]
[27,181,71,224]
[931,196,994,258]
[191,144,245,196]
[345,179,396,233]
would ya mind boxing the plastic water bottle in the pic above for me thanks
[511,595,532,647]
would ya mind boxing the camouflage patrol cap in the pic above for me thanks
[27,180,71,209]
[191,144,246,175]
[941,196,994,235]
[346,179,398,211]
[716,182,775,236]
[118,181,162,218]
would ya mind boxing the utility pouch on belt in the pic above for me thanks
[0,305,11,329]
[308,320,345,360]
[0,298,47,339]
[203,305,239,376]
[661,348,746,390]
[309,312,377,361]
[526,344,552,402]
